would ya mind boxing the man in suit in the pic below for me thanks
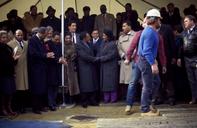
[28,27,55,114]
[68,20,80,44]
[64,7,81,33]
[76,32,98,108]
[91,29,102,102]
[8,29,28,113]
[94,4,117,38]
[91,29,102,56]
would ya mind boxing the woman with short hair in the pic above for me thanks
[0,30,18,116]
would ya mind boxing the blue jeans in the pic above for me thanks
[152,74,161,102]
[126,60,161,112]
[137,56,154,112]
[126,62,141,106]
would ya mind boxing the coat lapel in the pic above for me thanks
[13,39,25,54]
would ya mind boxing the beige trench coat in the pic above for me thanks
[117,30,136,84]
[8,39,29,90]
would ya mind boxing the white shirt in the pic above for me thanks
[16,40,24,49]
[127,31,132,35]
[72,33,77,44]
[188,25,195,34]
[93,38,99,44]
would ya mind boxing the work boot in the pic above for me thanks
[189,99,197,105]
[125,105,132,115]
[141,110,160,116]
[150,104,157,113]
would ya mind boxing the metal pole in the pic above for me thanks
[75,0,78,13]
[60,0,66,108]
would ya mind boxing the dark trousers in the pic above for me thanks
[13,90,29,111]
[184,57,197,100]
[158,63,175,101]
[32,93,46,111]
[81,92,97,105]
[48,86,58,107]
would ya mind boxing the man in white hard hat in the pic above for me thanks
[137,9,161,116]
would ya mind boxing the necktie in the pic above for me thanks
[189,30,192,34]
[103,14,106,25]
[72,33,75,44]
[19,42,23,49]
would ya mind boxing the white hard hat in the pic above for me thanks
[146,9,161,18]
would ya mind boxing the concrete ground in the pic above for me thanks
[3,102,197,128]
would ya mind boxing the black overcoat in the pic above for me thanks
[76,41,97,93]
[28,35,47,94]
[45,40,62,87]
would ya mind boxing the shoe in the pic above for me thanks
[110,100,117,103]
[49,106,56,111]
[7,107,17,116]
[167,98,175,106]
[66,103,76,109]
[8,111,17,116]
[1,109,9,116]
[81,103,88,108]
[141,110,160,116]
[153,99,163,105]
[150,104,157,113]
[33,110,42,114]
[125,105,132,115]
[19,108,26,114]
[169,101,175,106]
[40,107,48,112]
[89,102,99,106]
[189,100,197,104]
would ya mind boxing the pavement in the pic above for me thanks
[1,102,197,128]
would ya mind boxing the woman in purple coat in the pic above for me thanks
[99,29,119,103]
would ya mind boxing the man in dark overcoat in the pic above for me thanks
[28,27,55,114]
[76,31,98,108]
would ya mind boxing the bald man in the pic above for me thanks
[8,29,29,113]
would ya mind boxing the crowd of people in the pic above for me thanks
[0,2,197,117]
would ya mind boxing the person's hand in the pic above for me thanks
[151,63,159,74]
[177,59,181,67]
[94,57,100,62]
[13,54,21,60]
[47,52,55,58]
[59,57,67,65]
[171,58,176,65]
[162,66,167,74]
[124,59,130,65]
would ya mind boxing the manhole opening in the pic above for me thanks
[70,115,98,121]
